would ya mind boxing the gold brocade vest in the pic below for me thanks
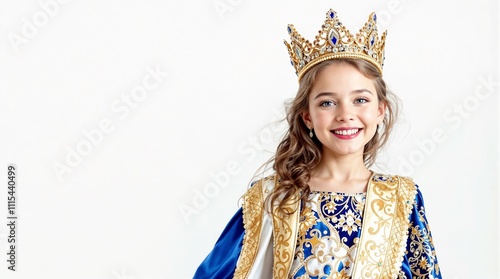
[233,174,417,279]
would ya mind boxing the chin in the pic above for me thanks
[325,146,365,157]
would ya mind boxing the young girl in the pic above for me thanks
[194,8,441,279]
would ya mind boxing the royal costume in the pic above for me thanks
[193,173,440,278]
[194,9,441,278]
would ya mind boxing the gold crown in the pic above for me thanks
[284,9,387,81]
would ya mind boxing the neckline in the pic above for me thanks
[309,190,366,196]
[307,171,376,195]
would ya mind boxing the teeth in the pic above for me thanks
[334,129,359,135]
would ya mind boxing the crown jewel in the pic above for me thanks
[284,9,387,81]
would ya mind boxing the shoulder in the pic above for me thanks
[374,173,432,206]
[372,173,419,200]
[239,175,277,225]
[372,172,414,184]
[244,174,278,200]
[250,174,278,187]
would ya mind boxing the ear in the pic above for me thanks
[377,101,387,123]
[301,110,313,128]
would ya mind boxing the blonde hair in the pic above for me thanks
[268,58,399,214]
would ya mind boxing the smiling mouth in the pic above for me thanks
[332,128,361,136]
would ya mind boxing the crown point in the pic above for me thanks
[287,25,292,34]
[373,13,377,22]
[329,11,335,19]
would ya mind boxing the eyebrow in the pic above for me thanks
[313,89,373,100]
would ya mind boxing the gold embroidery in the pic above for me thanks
[382,177,416,277]
[298,206,317,235]
[405,205,440,278]
[351,175,416,279]
[234,175,278,279]
[272,177,301,279]
[233,179,264,278]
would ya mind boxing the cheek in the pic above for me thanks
[360,108,380,124]
[310,110,331,125]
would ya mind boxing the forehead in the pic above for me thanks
[310,63,376,95]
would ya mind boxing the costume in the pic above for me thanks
[194,8,441,279]
[193,173,441,279]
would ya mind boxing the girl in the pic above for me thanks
[194,8,441,279]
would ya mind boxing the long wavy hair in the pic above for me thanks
[267,58,399,214]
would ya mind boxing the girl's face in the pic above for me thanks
[301,63,386,159]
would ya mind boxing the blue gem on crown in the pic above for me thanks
[329,29,339,46]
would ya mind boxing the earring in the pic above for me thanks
[377,124,382,133]
[309,127,314,138]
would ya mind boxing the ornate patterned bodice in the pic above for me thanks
[290,191,366,278]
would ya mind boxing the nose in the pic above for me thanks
[335,103,354,122]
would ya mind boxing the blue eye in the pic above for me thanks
[320,100,335,107]
[355,98,369,104]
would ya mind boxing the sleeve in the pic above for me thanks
[193,208,245,279]
[399,186,442,279]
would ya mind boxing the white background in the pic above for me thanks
[0,0,498,278]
